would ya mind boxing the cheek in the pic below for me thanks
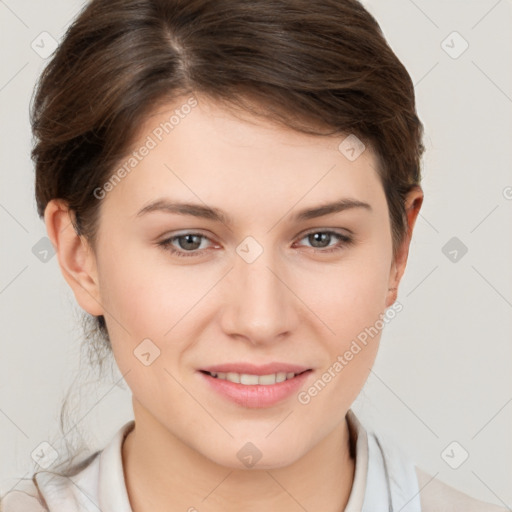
[300,237,392,394]
[96,235,196,327]
[94,240,187,358]
[95,241,228,393]
[306,244,392,339]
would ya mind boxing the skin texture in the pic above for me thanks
[45,94,423,512]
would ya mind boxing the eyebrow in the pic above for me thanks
[136,197,372,224]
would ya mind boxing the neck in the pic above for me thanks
[122,402,356,512]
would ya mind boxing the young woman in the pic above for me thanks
[1,0,507,511]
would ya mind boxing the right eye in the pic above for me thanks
[157,232,215,258]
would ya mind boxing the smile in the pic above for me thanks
[203,370,307,385]
[198,369,313,408]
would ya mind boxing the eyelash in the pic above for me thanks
[157,230,354,258]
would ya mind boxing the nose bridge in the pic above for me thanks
[222,237,295,342]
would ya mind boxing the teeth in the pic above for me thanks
[208,371,300,385]
[226,372,240,383]
[240,374,259,385]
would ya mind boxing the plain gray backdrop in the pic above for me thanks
[1,0,511,507]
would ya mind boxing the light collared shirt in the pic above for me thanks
[1,409,507,511]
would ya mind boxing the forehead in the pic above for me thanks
[105,94,384,214]
[138,94,370,156]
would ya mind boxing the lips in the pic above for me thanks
[198,367,313,408]
[200,362,311,375]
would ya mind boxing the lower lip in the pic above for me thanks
[198,370,313,408]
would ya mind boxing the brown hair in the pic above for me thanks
[29,0,424,474]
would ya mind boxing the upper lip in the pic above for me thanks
[200,362,312,375]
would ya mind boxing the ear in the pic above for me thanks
[44,199,104,316]
[386,186,424,307]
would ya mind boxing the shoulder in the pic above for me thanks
[1,421,132,512]
[0,478,48,512]
[366,423,507,512]
[415,466,509,512]
[1,451,102,512]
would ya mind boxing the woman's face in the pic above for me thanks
[59,94,419,469]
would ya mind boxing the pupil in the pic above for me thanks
[180,234,201,250]
[310,232,330,248]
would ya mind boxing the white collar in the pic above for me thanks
[34,409,421,511]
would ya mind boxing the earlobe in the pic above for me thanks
[44,199,104,317]
[385,186,424,308]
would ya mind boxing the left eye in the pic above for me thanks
[298,231,352,251]
[157,230,353,258]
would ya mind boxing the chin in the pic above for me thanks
[203,438,304,471]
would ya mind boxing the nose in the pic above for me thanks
[219,244,298,346]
